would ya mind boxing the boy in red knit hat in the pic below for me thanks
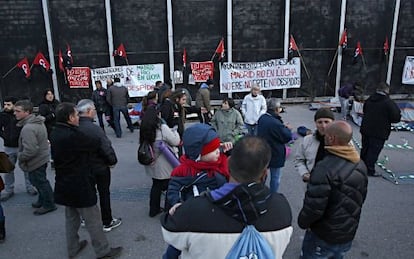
[164,123,232,259]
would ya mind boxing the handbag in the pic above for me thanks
[137,140,155,165]
[0,152,14,173]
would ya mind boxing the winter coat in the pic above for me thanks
[293,133,320,177]
[258,111,292,168]
[17,114,49,172]
[50,122,101,208]
[106,82,129,107]
[161,182,293,259]
[210,108,244,143]
[195,83,211,111]
[360,92,401,140]
[38,99,59,137]
[144,123,180,180]
[160,98,200,137]
[91,88,110,113]
[241,93,267,125]
[298,145,368,244]
[0,111,21,147]
[77,117,117,173]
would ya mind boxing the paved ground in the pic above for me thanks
[0,104,413,259]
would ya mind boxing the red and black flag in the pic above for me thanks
[58,49,65,72]
[288,35,298,61]
[113,43,127,58]
[65,43,73,69]
[183,48,187,68]
[353,41,363,64]
[214,38,225,60]
[32,52,51,71]
[383,36,389,56]
[16,57,31,78]
[339,29,348,49]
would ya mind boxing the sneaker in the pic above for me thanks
[80,219,86,227]
[27,188,38,196]
[0,192,14,201]
[33,206,57,215]
[103,218,122,232]
[98,247,123,259]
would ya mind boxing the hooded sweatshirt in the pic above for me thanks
[17,114,49,172]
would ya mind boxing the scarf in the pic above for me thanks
[172,153,230,180]
[325,145,360,163]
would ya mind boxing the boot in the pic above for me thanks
[0,219,5,243]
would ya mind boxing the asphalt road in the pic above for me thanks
[0,104,413,259]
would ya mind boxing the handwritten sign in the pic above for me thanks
[91,64,164,97]
[67,67,90,88]
[402,56,414,85]
[191,61,214,82]
[219,58,301,93]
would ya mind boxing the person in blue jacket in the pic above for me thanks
[257,98,292,192]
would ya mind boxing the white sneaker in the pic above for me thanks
[103,218,122,232]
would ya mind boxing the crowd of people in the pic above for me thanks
[0,78,401,258]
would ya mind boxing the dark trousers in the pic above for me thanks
[95,168,112,226]
[28,164,55,209]
[301,230,352,259]
[113,106,133,138]
[360,134,385,175]
[149,178,169,215]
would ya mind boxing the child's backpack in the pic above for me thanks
[225,225,275,259]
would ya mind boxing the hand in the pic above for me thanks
[221,142,233,152]
[285,122,293,130]
[302,173,310,182]
[169,203,182,215]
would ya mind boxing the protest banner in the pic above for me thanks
[190,61,214,82]
[402,56,414,85]
[219,57,301,93]
[91,64,164,97]
[67,67,90,88]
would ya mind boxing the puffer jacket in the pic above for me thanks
[298,146,368,244]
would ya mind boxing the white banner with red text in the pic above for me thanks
[91,64,164,97]
[219,58,301,93]
[402,56,414,85]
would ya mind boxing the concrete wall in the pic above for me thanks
[0,0,413,104]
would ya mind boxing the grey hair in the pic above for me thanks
[76,99,95,114]
[267,98,281,111]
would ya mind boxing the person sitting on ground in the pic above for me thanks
[161,136,293,259]
[293,108,335,182]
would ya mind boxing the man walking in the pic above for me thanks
[106,78,134,138]
[50,102,122,259]
[298,121,368,258]
[76,99,122,232]
[0,96,37,201]
[360,82,401,177]
[162,136,292,259]
[258,98,292,193]
[241,84,267,136]
[14,100,56,215]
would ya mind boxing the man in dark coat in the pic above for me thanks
[76,99,121,232]
[360,82,401,177]
[257,98,292,193]
[50,102,122,259]
[298,121,368,258]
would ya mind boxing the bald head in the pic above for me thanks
[325,121,353,146]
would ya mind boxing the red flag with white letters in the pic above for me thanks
[58,49,65,72]
[33,52,51,71]
[215,39,225,60]
[113,43,127,58]
[16,57,31,78]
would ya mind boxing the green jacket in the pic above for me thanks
[211,108,244,143]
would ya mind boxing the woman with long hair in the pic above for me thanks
[139,108,180,217]
[38,89,60,138]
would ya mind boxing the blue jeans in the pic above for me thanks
[301,230,352,259]
[269,167,282,193]
[28,164,55,209]
[245,123,258,136]
[113,106,133,138]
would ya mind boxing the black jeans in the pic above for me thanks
[360,134,385,175]
[149,178,169,215]
[28,163,55,209]
[95,168,112,225]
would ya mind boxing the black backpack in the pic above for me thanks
[137,140,155,165]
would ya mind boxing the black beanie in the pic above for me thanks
[314,108,335,121]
